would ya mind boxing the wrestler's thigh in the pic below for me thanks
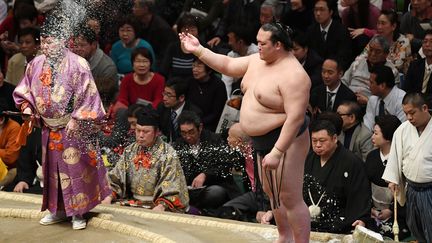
[279,130,310,199]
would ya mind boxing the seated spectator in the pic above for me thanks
[110,14,156,74]
[364,115,410,240]
[358,10,412,74]
[400,0,432,54]
[0,70,18,114]
[342,35,400,105]
[0,105,21,188]
[281,0,314,33]
[403,30,432,104]
[5,27,40,86]
[73,26,118,83]
[103,106,189,212]
[304,119,371,233]
[341,0,379,57]
[215,123,271,222]
[187,58,227,132]
[259,0,283,25]
[160,13,200,80]
[174,111,241,213]
[336,101,373,161]
[0,3,41,57]
[157,78,202,143]
[306,0,353,70]
[174,0,224,40]
[3,128,42,194]
[206,0,260,50]
[363,65,406,131]
[132,0,177,68]
[113,47,165,114]
[310,58,356,115]
[292,31,323,92]
[221,24,258,97]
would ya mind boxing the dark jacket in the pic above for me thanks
[310,82,357,112]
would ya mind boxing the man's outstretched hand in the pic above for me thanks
[179,32,201,54]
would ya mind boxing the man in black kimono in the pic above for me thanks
[304,119,371,233]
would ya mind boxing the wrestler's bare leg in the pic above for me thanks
[260,131,310,243]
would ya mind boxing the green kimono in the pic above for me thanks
[108,137,189,212]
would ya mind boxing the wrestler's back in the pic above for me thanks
[240,54,309,137]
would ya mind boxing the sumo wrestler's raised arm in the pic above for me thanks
[179,32,250,78]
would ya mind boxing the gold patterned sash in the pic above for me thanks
[41,114,71,129]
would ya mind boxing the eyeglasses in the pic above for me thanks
[162,92,176,98]
[337,113,352,116]
[180,129,198,137]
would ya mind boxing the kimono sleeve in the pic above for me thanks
[153,150,189,212]
[71,59,106,121]
[107,152,128,199]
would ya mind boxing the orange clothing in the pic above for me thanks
[0,119,21,168]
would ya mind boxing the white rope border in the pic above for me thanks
[0,192,339,242]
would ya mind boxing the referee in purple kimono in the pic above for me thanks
[13,29,112,230]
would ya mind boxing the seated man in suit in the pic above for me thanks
[157,78,202,143]
[306,0,353,70]
[310,58,356,115]
[363,65,406,131]
[174,111,241,213]
[403,30,432,105]
[305,119,371,233]
[292,31,323,92]
[336,100,373,161]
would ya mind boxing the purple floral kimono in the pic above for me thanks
[13,50,112,216]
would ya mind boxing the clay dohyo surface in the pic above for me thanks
[0,192,349,243]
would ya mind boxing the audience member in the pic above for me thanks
[132,0,177,67]
[400,0,432,54]
[259,0,282,25]
[304,119,371,233]
[306,0,353,70]
[157,78,202,143]
[160,13,200,80]
[0,104,21,188]
[342,35,399,105]
[110,15,156,74]
[0,70,17,114]
[281,0,314,32]
[104,106,189,212]
[73,26,118,83]
[363,65,406,131]
[364,115,410,240]
[5,27,40,86]
[5,128,42,194]
[207,0,260,49]
[336,101,373,161]
[404,30,432,104]
[292,31,323,92]
[359,10,412,74]
[113,47,165,113]
[187,58,227,132]
[174,111,241,213]
[221,24,258,97]
[217,123,271,222]
[310,58,356,114]
[341,0,379,57]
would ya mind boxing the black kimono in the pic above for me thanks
[304,144,371,233]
